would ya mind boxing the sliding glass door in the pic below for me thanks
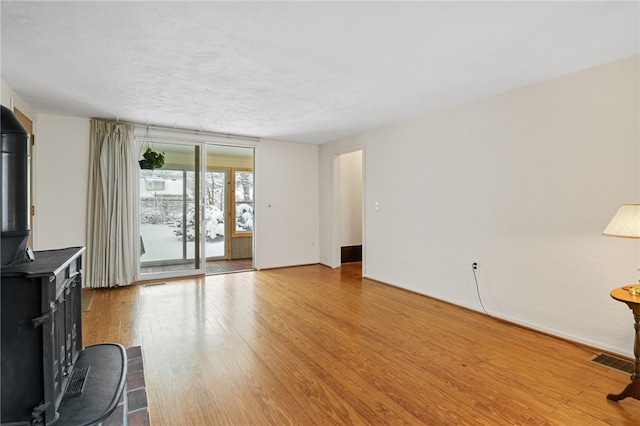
[139,142,202,276]
[138,139,255,279]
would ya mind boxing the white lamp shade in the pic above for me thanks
[603,204,640,238]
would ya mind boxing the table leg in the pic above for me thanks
[608,311,640,401]
[607,377,640,401]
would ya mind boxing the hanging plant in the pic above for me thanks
[139,126,165,170]
[139,147,165,170]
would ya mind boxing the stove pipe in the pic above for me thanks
[1,105,30,266]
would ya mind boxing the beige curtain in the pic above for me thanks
[86,120,139,288]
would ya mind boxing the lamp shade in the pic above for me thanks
[603,204,640,238]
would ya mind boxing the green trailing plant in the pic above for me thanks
[139,147,165,170]
[139,125,165,170]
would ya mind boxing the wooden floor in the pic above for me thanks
[82,263,640,425]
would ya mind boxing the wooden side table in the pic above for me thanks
[608,286,640,402]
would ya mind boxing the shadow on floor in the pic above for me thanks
[139,258,253,276]
[206,258,253,275]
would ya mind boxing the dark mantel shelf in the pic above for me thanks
[1,246,85,278]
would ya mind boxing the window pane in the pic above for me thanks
[235,172,253,202]
[235,202,253,232]
[235,171,253,232]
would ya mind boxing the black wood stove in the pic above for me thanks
[1,106,127,425]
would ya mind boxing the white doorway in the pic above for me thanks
[332,148,364,270]
[339,151,363,264]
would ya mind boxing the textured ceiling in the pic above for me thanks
[1,1,638,144]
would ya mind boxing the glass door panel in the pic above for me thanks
[204,170,227,260]
[233,170,254,235]
[139,142,201,276]
[205,145,255,274]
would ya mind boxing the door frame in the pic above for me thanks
[205,145,255,267]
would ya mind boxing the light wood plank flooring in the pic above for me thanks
[82,263,640,425]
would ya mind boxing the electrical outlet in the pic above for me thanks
[472,262,478,270]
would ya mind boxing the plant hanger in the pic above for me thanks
[138,125,165,170]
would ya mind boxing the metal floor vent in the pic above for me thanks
[590,353,634,375]
[64,366,90,398]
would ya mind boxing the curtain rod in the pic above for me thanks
[108,118,260,142]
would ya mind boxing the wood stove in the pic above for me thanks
[1,106,127,425]
[2,247,85,424]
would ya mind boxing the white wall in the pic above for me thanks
[34,114,90,250]
[339,150,362,247]
[320,55,640,357]
[254,139,319,269]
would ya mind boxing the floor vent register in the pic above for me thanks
[63,366,90,398]
[590,353,634,375]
